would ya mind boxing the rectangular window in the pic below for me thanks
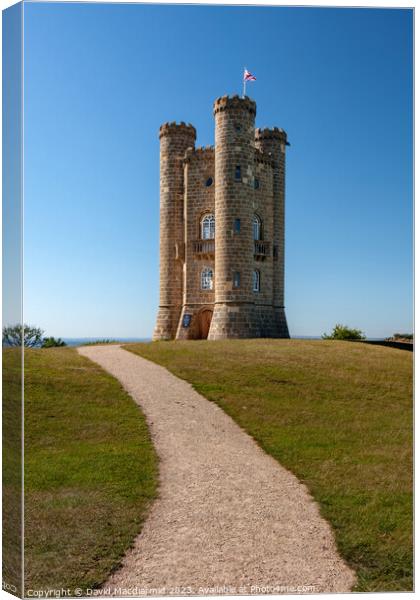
[233,272,241,288]
[234,218,241,233]
[253,270,260,292]
[235,165,241,180]
[201,267,213,290]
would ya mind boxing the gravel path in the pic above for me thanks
[78,345,355,595]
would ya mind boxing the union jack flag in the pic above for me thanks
[243,69,256,82]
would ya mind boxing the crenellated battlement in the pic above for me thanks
[255,127,289,145]
[213,94,256,116]
[195,145,214,153]
[184,145,215,162]
[159,121,197,140]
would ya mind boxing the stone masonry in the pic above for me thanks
[153,95,290,340]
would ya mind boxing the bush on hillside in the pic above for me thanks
[322,324,366,341]
[41,337,67,348]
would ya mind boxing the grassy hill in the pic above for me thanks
[3,349,23,595]
[22,347,158,594]
[127,339,413,592]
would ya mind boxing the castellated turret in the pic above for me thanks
[154,122,196,340]
[153,96,290,341]
[254,126,289,338]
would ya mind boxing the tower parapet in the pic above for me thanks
[159,121,196,139]
[213,94,256,116]
[183,146,214,163]
[255,126,288,144]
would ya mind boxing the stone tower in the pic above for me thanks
[254,127,289,337]
[208,96,258,338]
[154,122,196,340]
[153,95,290,341]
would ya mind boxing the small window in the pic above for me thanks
[235,166,241,181]
[234,218,241,233]
[254,178,260,190]
[201,267,213,290]
[235,124,242,132]
[273,245,278,259]
[201,214,215,240]
[253,215,262,241]
[205,177,213,187]
[253,270,260,292]
[233,272,241,288]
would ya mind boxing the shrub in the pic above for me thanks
[322,324,366,340]
[41,337,67,348]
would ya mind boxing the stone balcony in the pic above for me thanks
[254,240,270,260]
[192,239,215,258]
[191,239,270,260]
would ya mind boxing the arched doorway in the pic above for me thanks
[197,309,213,339]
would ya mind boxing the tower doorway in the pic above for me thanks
[197,309,213,339]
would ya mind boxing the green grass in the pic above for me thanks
[3,348,23,596]
[23,347,158,594]
[126,339,413,592]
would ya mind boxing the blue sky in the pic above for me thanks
[22,3,413,338]
[3,2,22,330]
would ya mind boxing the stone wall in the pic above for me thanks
[176,147,215,340]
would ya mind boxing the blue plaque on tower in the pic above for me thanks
[182,314,192,328]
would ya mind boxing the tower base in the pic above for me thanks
[207,303,258,340]
[207,303,290,340]
[152,305,181,341]
[257,305,290,338]
[271,306,290,338]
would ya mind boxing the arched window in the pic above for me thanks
[253,215,262,241]
[201,267,213,290]
[253,270,260,292]
[201,214,215,240]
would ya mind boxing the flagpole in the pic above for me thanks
[242,67,246,98]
